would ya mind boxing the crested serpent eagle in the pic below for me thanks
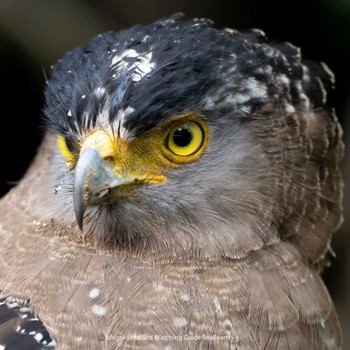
[0,13,344,350]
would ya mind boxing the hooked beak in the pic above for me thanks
[73,147,134,230]
[71,129,167,230]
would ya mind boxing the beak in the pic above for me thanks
[72,129,167,230]
[73,147,134,230]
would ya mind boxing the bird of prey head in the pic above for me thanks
[44,13,342,262]
[0,13,343,349]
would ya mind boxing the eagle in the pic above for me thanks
[0,13,343,350]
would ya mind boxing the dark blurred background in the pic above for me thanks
[0,0,349,346]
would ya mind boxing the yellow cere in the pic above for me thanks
[80,130,116,159]
[56,112,209,183]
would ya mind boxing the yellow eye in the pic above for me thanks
[167,122,205,157]
[57,135,76,164]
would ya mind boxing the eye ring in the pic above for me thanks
[166,121,205,157]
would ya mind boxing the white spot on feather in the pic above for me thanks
[251,28,266,37]
[285,104,296,113]
[111,49,156,82]
[89,288,100,299]
[255,65,273,75]
[8,302,19,308]
[173,317,187,328]
[123,106,135,117]
[320,62,335,84]
[316,76,327,105]
[92,304,106,316]
[111,49,139,66]
[180,293,190,301]
[299,92,310,108]
[214,296,222,315]
[302,65,310,83]
[153,281,165,291]
[94,87,106,98]
[231,93,251,104]
[223,319,233,328]
[294,81,302,92]
[34,333,43,342]
[224,28,238,35]
[277,74,290,85]
[0,345,5,350]
[243,78,267,99]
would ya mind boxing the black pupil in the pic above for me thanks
[172,127,192,147]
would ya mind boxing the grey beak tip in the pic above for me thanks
[77,213,84,231]
[73,194,85,231]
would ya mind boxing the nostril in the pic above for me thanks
[103,156,114,163]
